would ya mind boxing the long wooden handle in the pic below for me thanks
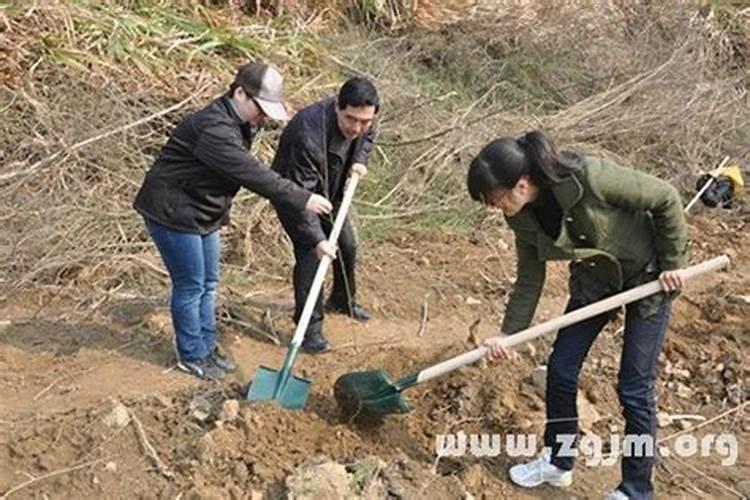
[685,156,730,213]
[289,173,361,348]
[415,255,729,384]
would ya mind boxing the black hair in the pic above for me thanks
[337,77,380,113]
[467,130,581,202]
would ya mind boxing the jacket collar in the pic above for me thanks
[325,98,348,143]
[550,172,584,211]
[221,94,246,125]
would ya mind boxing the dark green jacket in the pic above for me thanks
[502,156,688,334]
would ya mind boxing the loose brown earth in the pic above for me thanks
[0,212,748,499]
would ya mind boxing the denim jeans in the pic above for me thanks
[544,297,672,500]
[144,218,220,362]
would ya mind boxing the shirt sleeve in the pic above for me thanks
[193,123,310,211]
[276,129,328,247]
[501,235,546,334]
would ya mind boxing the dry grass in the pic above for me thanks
[0,0,748,301]
[347,0,749,226]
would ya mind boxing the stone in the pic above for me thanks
[104,461,118,472]
[103,403,131,429]
[286,460,352,500]
[675,382,693,399]
[727,295,750,306]
[577,393,601,432]
[219,399,240,423]
[189,395,213,422]
[232,461,249,483]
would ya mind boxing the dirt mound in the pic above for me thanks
[1,211,748,499]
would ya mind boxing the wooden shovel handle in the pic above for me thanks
[289,173,361,347]
[416,255,729,384]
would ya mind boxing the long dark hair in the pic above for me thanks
[467,130,581,202]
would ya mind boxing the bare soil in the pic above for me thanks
[0,212,748,499]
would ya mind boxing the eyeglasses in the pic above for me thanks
[251,98,268,118]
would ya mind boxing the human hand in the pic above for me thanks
[315,240,337,260]
[351,163,368,178]
[658,269,685,292]
[483,333,513,362]
[305,194,332,215]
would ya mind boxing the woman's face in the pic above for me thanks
[484,176,538,216]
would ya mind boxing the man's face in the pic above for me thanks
[336,104,376,140]
[246,101,267,128]
[233,87,267,127]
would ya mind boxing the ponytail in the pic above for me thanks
[517,130,568,187]
[467,130,581,202]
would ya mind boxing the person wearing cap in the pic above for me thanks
[271,77,379,354]
[134,62,332,380]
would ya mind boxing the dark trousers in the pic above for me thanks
[544,297,672,500]
[292,217,357,336]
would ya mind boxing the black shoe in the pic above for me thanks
[209,346,237,373]
[177,357,226,381]
[301,331,330,354]
[325,301,371,322]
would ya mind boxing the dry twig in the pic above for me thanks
[128,409,174,479]
[669,456,746,499]
[1,459,106,499]
[0,85,209,184]
[416,293,429,337]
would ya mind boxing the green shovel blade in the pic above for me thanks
[334,370,414,417]
[246,365,311,410]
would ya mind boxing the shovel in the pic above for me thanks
[334,255,730,418]
[246,172,361,410]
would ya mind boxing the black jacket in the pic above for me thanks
[134,94,310,234]
[271,98,376,247]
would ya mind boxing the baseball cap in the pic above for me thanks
[233,62,289,121]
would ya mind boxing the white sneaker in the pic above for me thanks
[604,490,629,500]
[509,449,573,488]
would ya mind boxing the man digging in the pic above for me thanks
[271,77,379,354]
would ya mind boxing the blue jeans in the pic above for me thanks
[144,218,220,362]
[544,297,672,500]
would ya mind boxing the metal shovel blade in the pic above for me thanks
[334,370,411,418]
[246,365,311,410]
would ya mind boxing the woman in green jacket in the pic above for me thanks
[467,130,688,500]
